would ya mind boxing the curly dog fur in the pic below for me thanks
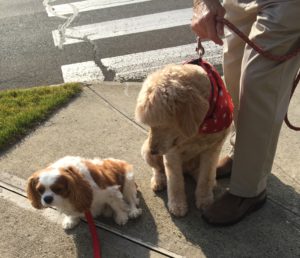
[135,64,230,217]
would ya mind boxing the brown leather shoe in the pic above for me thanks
[216,156,233,179]
[202,190,267,226]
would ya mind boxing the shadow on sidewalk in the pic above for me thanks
[155,174,300,257]
[65,192,159,258]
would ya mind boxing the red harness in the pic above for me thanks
[187,58,234,134]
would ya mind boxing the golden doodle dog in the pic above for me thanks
[135,63,233,217]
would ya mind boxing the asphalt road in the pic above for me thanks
[0,0,207,90]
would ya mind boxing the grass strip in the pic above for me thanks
[0,83,82,151]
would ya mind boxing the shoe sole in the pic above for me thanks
[202,195,267,227]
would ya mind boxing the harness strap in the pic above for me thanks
[187,58,234,133]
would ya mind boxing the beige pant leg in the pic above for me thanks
[229,0,300,197]
[223,0,258,157]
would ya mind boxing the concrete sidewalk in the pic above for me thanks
[0,82,299,258]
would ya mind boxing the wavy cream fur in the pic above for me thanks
[135,64,230,216]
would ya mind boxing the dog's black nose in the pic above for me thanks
[43,196,53,204]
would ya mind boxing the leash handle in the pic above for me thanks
[212,17,300,131]
[85,211,102,258]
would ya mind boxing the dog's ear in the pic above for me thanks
[63,166,93,213]
[26,174,43,209]
[175,94,209,137]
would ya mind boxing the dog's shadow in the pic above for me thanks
[155,174,300,257]
[65,192,158,258]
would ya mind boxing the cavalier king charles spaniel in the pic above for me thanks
[27,156,142,229]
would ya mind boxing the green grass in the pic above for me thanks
[0,83,82,151]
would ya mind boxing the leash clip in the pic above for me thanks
[196,37,205,58]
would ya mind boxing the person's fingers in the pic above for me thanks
[205,15,223,45]
[191,14,208,39]
[191,0,226,45]
[216,21,224,37]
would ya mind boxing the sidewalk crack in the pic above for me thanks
[85,85,147,134]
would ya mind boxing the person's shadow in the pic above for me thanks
[155,173,300,257]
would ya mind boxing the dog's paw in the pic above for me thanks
[196,194,214,211]
[151,175,166,192]
[129,208,142,219]
[168,201,188,217]
[62,216,80,230]
[114,212,129,225]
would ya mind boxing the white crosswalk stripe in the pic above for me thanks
[61,43,222,83]
[46,0,151,17]
[108,43,222,81]
[44,1,222,83]
[52,8,193,46]
[61,61,104,83]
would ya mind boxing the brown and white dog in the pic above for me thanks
[27,156,142,229]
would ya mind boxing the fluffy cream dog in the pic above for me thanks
[135,63,232,217]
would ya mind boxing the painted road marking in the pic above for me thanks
[61,61,105,83]
[102,42,222,81]
[60,42,222,83]
[52,8,192,46]
[47,0,152,17]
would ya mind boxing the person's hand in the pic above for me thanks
[191,0,226,45]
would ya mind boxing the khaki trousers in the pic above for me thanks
[223,0,300,197]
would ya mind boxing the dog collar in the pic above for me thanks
[186,58,234,134]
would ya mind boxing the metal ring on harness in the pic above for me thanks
[196,37,205,58]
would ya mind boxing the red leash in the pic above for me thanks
[85,211,102,258]
[198,17,300,131]
[216,17,300,62]
[217,17,300,131]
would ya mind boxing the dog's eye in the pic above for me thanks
[51,185,64,194]
[37,186,45,195]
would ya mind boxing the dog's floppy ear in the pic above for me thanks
[63,166,93,213]
[175,94,209,137]
[26,174,43,209]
